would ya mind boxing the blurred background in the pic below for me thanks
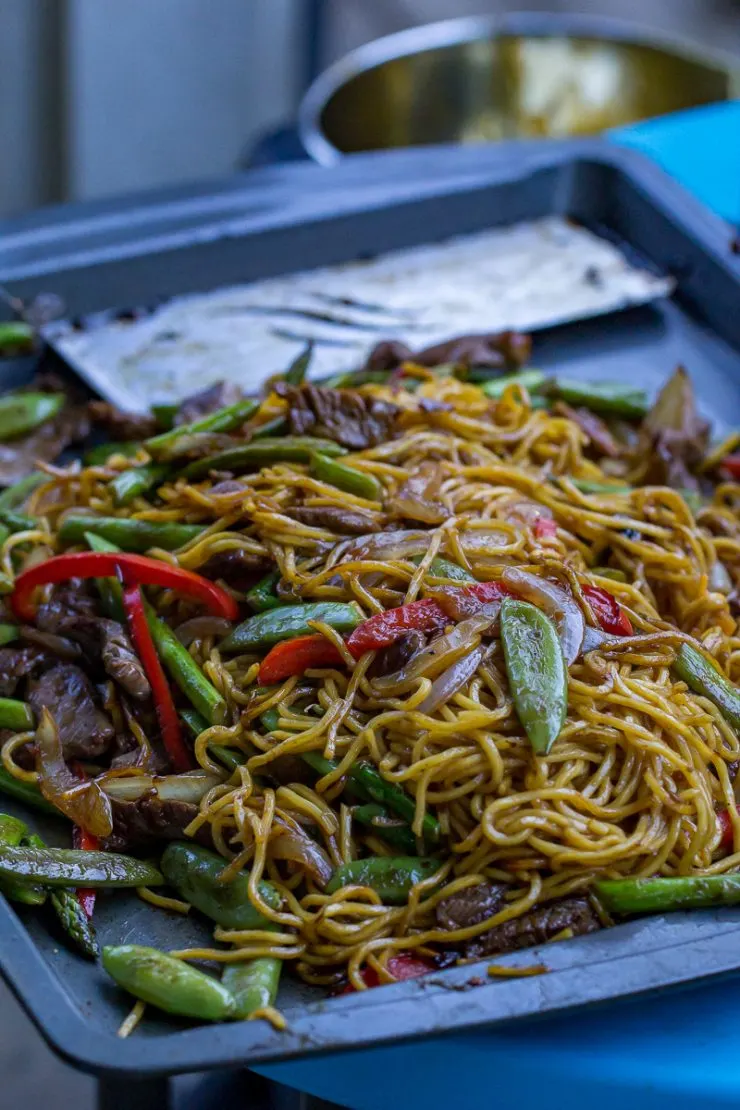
[1,0,739,219]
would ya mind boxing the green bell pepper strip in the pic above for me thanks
[250,415,288,440]
[0,698,34,731]
[0,623,18,646]
[310,452,382,502]
[110,463,171,506]
[0,767,60,816]
[481,369,546,400]
[552,379,648,419]
[0,473,46,511]
[220,601,362,652]
[0,846,163,887]
[0,393,63,442]
[283,342,313,386]
[352,805,419,854]
[84,442,141,466]
[673,644,740,734]
[500,598,568,756]
[325,856,441,904]
[145,398,259,457]
[245,570,282,613]
[103,945,235,1021]
[84,532,228,724]
[595,874,740,915]
[60,514,204,552]
[0,321,34,356]
[183,437,347,480]
[222,954,282,1018]
[161,842,280,929]
[0,816,46,906]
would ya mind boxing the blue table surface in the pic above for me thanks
[259,101,740,1109]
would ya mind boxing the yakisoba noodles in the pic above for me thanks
[3,353,740,1017]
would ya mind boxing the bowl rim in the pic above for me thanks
[298,10,738,165]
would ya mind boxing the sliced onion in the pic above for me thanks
[389,463,448,524]
[36,708,113,837]
[100,769,221,803]
[174,616,233,646]
[343,530,430,562]
[271,825,333,888]
[709,560,733,594]
[373,612,493,694]
[417,643,489,715]
[581,625,611,653]
[459,530,512,554]
[20,626,81,660]
[501,567,585,665]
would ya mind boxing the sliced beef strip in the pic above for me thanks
[26,662,114,759]
[291,506,383,535]
[435,881,507,932]
[415,331,532,370]
[87,400,158,441]
[36,582,98,638]
[277,383,399,449]
[0,645,50,697]
[100,621,150,700]
[175,380,243,425]
[369,630,427,679]
[463,895,600,959]
[364,340,414,372]
[554,402,620,458]
[197,548,272,591]
[102,795,212,851]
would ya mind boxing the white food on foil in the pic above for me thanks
[53,217,673,412]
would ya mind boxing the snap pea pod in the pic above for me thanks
[220,601,362,652]
[480,369,546,399]
[595,874,740,915]
[673,644,740,734]
[245,570,282,613]
[0,392,63,442]
[0,767,59,816]
[310,452,382,502]
[84,533,228,724]
[161,843,281,928]
[0,815,46,906]
[110,462,171,507]
[145,398,259,457]
[60,514,204,552]
[183,437,347,480]
[103,945,235,1021]
[84,442,141,466]
[0,509,35,533]
[0,847,163,888]
[552,378,648,419]
[0,622,18,646]
[24,832,96,947]
[352,805,419,854]
[283,342,313,386]
[500,598,568,756]
[0,473,46,511]
[0,698,34,731]
[325,856,440,905]
[250,415,288,440]
[0,321,34,356]
[412,555,476,583]
[222,955,282,1019]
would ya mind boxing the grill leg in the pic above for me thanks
[98,1075,170,1110]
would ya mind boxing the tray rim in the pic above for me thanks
[2,138,740,1077]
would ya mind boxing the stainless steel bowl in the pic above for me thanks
[299,13,738,165]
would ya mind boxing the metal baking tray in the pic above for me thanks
[2,139,740,1081]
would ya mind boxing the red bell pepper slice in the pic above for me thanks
[344,597,448,658]
[582,583,632,636]
[72,824,98,918]
[121,579,193,772]
[720,454,740,481]
[717,807,740,850]
[258,634,343,684]
[340,953,434,993]
[534,517,558,539]
[12,551,239,623]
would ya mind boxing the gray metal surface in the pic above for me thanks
[1,140,740,1078]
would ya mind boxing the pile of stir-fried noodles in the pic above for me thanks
[3,334,740,1013]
